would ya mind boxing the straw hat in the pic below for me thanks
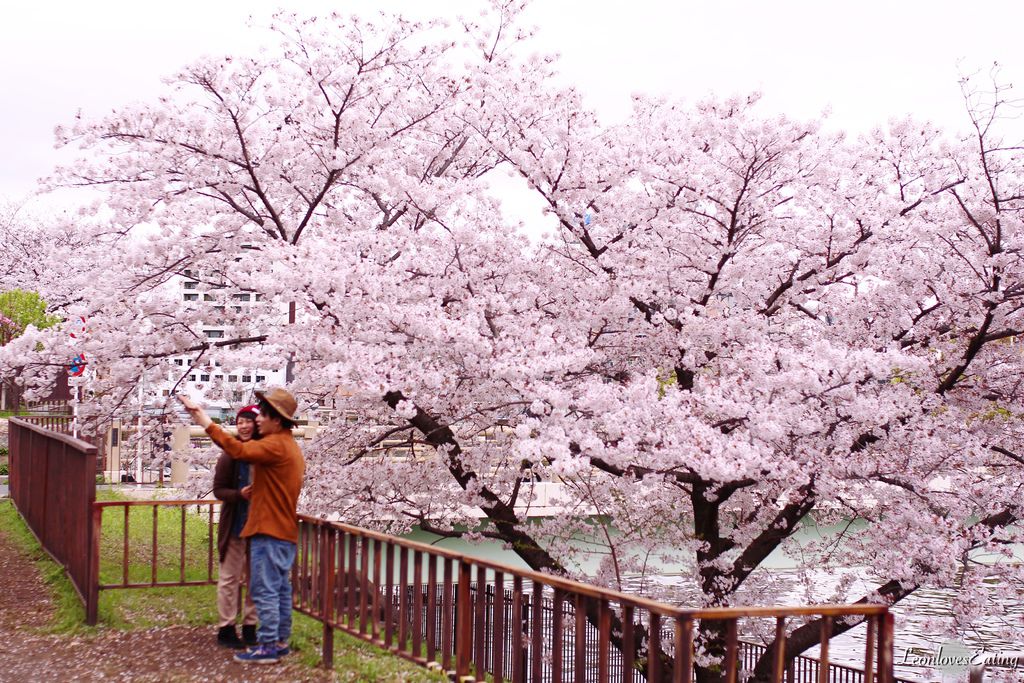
[254,387,298,422]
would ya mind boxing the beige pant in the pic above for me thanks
[217,535,258,628]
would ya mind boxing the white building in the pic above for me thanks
[157,267,287,420]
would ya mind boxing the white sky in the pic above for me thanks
[1,0,1022,205]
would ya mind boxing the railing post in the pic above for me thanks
[817,616,832,683]
[86,504,101,625]
[597,600,610,682]
[170,426,189,487]
[678,616,695,683]
[877,611,894,683]
[863,614,876,683]
[725,618,739,683]
[320,524,335,669]
[455,558,473,680]
[40,431,50,544]
[648,613,662,682]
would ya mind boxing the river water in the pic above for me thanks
[403,520,1024,682]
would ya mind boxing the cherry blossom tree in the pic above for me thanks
[0,201,82,405]
[3,5,1022,681]
[470,71,1024,679]
[0,201,78,300]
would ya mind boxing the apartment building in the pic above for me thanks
[159,267,286,420]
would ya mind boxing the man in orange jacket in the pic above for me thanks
[179,388,305,665]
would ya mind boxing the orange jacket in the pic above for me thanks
[206,423,305,543]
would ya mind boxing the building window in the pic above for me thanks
[228,375,238,383]
[242,375,252,383]
[215,375,223,381]
[189,374,197,381]
[204,294,215,301]
[204,330,224,339]
[183,293,199,301]
[200,374,210,381]
[255,375,266,382]
[174,359,184,366]
[183,281,198,289]
[233,293,251,302]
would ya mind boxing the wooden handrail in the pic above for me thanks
[112,501,891,623]
[93,499,216,508]
[298,514,890,621]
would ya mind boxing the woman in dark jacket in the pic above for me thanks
[213,404,260,648]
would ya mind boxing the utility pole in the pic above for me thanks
[285,300,296,384]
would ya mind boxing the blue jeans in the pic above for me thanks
[249,534,296,645]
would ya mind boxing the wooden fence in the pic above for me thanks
[16,413,76,434]
[92,499,220,592]
[7,417,98,622]
[8,420,902,682]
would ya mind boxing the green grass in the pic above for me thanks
[291,613,446,682]
[95,490,221,627]
[0,499,88,633]
[1,494,445,681]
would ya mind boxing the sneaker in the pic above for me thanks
[241,624,258,647]
[275,642,291,656]
[233,644,280,664]
[217,625,244,650]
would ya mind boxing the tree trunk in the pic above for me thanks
[694,620,729,683]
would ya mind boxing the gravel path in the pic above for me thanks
[0,522,333,682]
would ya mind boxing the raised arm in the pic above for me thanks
[206,423,282,464]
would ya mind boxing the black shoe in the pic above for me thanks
[217,625,245,649]
[241,624,258,647]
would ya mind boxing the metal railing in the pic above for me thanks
[7,417,901,682]
[26,398,72,413]
[293,516,899,683]
[7,417,98,622]
[7,418,220,623]
[91,500,221,594]
[83,502,905,682]
[738,640,914,683]
[17,413,76,435]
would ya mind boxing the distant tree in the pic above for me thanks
[0,201,79,312]
[0,199,79,409]
[0,289,62,410]
[0,289,59,340]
